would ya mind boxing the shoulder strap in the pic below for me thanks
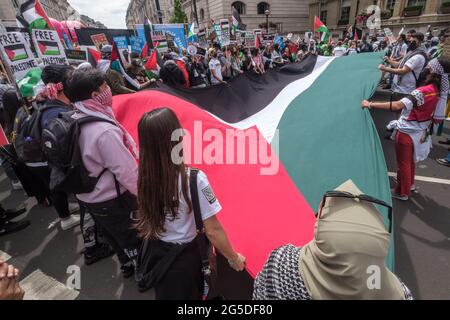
[189,167,213,298]
[76,115,117,127]
[189,167,204,232]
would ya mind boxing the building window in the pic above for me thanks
[232,1,246,15]
[10,0,20,9]
[200,8,205,21]
[319,0,327,24]
[385,0,396,10]
[406,0,426,7]
[340,0,351,23]
[257,2,270,15]
[320,10,327,24]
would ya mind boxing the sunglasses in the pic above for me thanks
[316,191,393,233]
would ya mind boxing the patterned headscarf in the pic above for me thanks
[428,58,449,121]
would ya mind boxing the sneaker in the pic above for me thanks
[84,243,115,265]
[60,215,80,231]
[11,180,23,190]
[436,158,450,167]
[410,185,418,194]
[121,263,135,279]
[68,203,80,214]
[0,220,31,237]
[2,206,27,221]
[392,192,409,201]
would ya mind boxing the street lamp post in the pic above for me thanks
[265,9,270,34]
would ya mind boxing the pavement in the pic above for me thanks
[0,88,449,300]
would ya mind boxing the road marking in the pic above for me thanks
[20,269,79,300]
[388,172,450,185]
[0,250,11,262]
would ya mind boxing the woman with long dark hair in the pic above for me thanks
[137,108,246,300]
[361,57,450,201]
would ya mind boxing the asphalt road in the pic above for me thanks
[0,89,449,300]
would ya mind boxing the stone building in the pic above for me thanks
[126,0,174,28]
[1,0,104,29]
[309,0,450,36]
[126,0,311,33]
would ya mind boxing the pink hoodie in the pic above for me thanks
[75,113,138,203]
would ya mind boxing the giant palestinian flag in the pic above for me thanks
[113,53,393,278]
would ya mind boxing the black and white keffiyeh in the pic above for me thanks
[428,58,449,120]
[253,244,311,300]
[252,244,414,300]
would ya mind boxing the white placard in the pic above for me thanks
[31,29,68,66]
[0,32,39,81]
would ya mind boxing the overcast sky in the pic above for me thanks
[69,0,129,29]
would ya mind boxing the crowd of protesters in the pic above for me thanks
[0,25,449,301]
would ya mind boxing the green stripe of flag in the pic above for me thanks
[275,52,395,270]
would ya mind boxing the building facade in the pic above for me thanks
[126,0,310,33]
[126,0,174,28]
[1,0,105,29]
[309,0,450,36]
[182,0,310,33]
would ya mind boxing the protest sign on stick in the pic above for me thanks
[65,49,87,64]
[90,33,109,50]
[31,29,68,65]
[0,32,39,81]
[220,19,231,47]
[245,31,256,48]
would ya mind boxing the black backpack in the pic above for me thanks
[13,103,55,163]
[41,110,115,194]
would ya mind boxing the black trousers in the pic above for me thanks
[78,192,141,266]
[28,166,71,219]
[154,240,203,300]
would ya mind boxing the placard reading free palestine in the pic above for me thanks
[0,32,38,81]
[31,29,68,65]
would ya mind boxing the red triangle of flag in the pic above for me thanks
[87,48,101,67]
[110,42,119,62]
[255,35,261,49]
[145,49,157,71]
[314,16,325,30]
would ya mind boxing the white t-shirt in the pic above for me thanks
[159,169,222,244]
[392,54,426,94]
[346,48,358,55]
[333,46,346,57]
[209,58,223,85]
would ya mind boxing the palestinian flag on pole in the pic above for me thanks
[143,17,154,57]
[17,68,42,97]
[113,52,394,280]
[314,16,330,43]
[144,44,163,75]
[232,6,246,34]
[18,0,53,30]
[87,48,101,67]
[111,41,140,91]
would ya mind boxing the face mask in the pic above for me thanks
[408,41,418,51]
[93,86,113,107]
